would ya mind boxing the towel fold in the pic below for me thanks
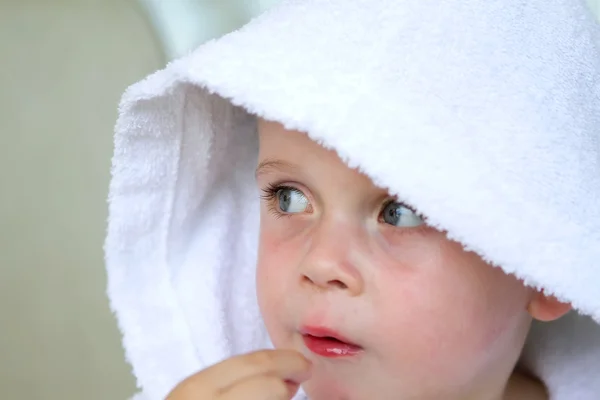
[106,0,600,398]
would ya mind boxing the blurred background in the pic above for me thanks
[0,1,598,399]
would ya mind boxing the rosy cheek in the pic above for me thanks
[256,236,284,340]
[257,209,313,287]
[257,219,300,301]
[257,230,285,292]
[372,291,479,383]
[258,225,300,276]
[369,251,525,381]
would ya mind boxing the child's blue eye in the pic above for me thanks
[277,188,309,213]
[381,201,424,227]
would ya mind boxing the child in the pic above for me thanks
[165,118,573,400]
[105,0,600,399]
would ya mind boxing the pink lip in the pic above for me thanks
[300,326,363,358]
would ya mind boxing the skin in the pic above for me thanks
[166,350,312,400]
[166,118,570,400]
[254,119,570,400]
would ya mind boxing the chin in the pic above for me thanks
[302,383,354,400]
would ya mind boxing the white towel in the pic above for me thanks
[105,0,600,399]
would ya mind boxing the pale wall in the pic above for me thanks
[0,2,163,399]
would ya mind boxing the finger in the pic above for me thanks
[220,374,300,400]
[166,375,212,400]
[202,349,311,391]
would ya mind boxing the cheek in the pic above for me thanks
[256,230,286,318]
[369,238,530,379]
[256,217,305,342]
[256,210,311,288]
[256,216,302,285]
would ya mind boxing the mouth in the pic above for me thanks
[300,326,363,358]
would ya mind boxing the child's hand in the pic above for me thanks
[166,349,312,400]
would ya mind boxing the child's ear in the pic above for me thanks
[527,289,572,322]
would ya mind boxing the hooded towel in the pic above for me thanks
[105,0,600,398]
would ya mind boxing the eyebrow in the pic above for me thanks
[255,158,298,179]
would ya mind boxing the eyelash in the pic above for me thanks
[260,183,299,219]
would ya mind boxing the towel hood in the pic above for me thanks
[105,0,600,398]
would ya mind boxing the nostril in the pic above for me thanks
[301,275,349,290]
[329,279,347,289]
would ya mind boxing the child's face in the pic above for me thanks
[255,119,534,400]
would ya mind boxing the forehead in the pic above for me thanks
[257,118,345,169]
[257,118,320,152]
[256,118,381,192]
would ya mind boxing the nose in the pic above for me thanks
[299,221,365,296]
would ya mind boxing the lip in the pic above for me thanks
[300,326,363,358]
